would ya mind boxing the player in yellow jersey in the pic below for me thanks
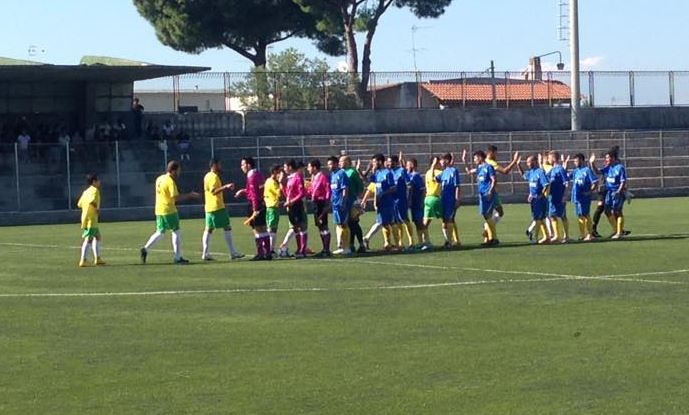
[264,165,284,256]
[76,174,104,267]
[201,158,244,261]
[421,156,443,249]
[140,161,200,264]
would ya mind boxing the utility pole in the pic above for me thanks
[570,0,581,130]
[490,60,497,109]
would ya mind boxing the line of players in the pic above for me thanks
[76,144,629,265]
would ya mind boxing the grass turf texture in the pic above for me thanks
[1,197,688,414]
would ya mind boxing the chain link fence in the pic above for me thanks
[133,71,689,112]
[1,130,687,213]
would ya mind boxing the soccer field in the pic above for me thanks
[1,197,688,414]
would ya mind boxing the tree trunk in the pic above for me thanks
[360,25,378,108]
[253,41,271,110]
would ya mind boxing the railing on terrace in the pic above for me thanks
[0,130,687,213]
[133,71,689,112]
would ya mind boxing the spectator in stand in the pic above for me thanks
[177,130,191,161]
[17,129,31,163]
[132,97,144,139]
[162,120,177,141]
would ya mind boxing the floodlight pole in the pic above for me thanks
[570,0,581,131]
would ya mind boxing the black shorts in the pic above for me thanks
[288,201,307,227]
[247,203,267,228]
[597,188,607,202]
[313,200,329,229]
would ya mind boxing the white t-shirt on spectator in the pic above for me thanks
[17,134,31,150]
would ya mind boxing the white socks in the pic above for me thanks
[527,221,536,233]
[224,230,239,255]
[269,232,276,252]
[80,239,90,261]
[365,222,382,240]
[281,228,296,248]
[91,239,100,258]
[171,230,182,260]
[202,230,212,258]
[442,227,450,242]
[144,231,164,250]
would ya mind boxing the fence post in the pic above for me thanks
[66,142,72,210]
[256,136,261,170]
[629,71,635,107]
[505,72,510,109]
[659,131,665,188]
[163,140,168,169]
[586,131,591,155]
[371,72,377,110]
[323,72,329,110]
[14,143,21,211]
[622,131,627,161]
[301,136,306,160]
[210,137,215,159]
[386,134,391,155]
[669,71,675,107]
[508,132,514,195]
[428,134,432,155]
[589,71,595,107]
[115,141,121,208]
[469,133,474,196]
[344,136,349,154]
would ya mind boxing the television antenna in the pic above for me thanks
[410,25,431,72]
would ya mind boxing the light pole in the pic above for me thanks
[570,0,581,131]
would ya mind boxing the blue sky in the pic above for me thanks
[1,0,688,72]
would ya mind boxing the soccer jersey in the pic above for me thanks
[486,158,499,169]
[542,161,553,174]
[373,168,395,208]
[245,169,265,211]
[330,169,349,207]
[154,173,179,215]
[436,167,461,200]
[284,172,306,205]
[570,166,598,202]
[548,164,569,202]
[310,171,331,202]
[344,167,363,201]
[203,171,225,213]
[524,168,549,198]
[408,171,425,209]
[425,168,442,197]
[476,163,496,196]
[601,163,627,192]
[263,177,282,208]
[77,185,100,229]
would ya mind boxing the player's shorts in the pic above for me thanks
[205,208,230,230]
[266,207,280,230]
[247,204,267,228]
[314,200,330,229]
[598,188,608,202]
[288,201,307,227]
[410,205,424,224]
[423,195,442,219]
[479,193,495,217]
[376,204,394,226]
[494,192,503,208]
[441,196,457,222]
[574,198,592,217]
[156,213,180,233]
[394,200,410,223]
[604,191,625,213]
[530,197,548,220]
[81,227,100,239]
[332,202,349,226]
[549,199,566,218]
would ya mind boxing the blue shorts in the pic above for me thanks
[574,198,592,217]
[394,201,409,223]
[376,204,394,226]
[531,198,548,221]
[441,196,456,222]
[479,194,495,217]
[332,203,349,226]
[604,191,625,213]
[410,205,424,224]
[549,200,566,218]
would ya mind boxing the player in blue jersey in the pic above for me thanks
[589,147,628,239]
[388,154,413,249]
[362,153,396,250]
[546,150,570,243]
[473,150,499,246]
[405,157,427,248]
[517,154,550,244]
[435,153,461,248]
[566,153,598,241]
[328,156,351,255]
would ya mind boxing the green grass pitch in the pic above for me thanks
[1,197,688,414]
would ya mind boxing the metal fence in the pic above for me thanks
[133,71,689,111]
[1,130,687,213]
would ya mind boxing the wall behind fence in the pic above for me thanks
[1,130,687,222]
